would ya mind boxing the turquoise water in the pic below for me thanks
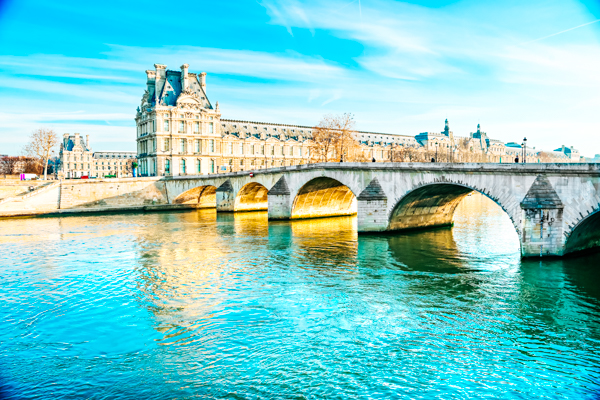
[1,194,599,399]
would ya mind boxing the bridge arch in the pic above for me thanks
[388,182,520,237]
[234,182,269,212]
[291,177,357,219]
[173,185,217,208]
[564,209,600,255]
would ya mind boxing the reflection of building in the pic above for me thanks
[135,63,586,176]
[60,133,137,178]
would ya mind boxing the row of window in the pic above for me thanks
[147,139,307,157]
[165,159,216,175]
[162,121,214,134]
[225,124,308,135]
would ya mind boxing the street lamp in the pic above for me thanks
[523,137,527,164]
[435,142,439,162]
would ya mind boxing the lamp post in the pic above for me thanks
[435,142,439,162]
[523,137,527,164]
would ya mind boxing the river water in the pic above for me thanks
[1,194,599,399]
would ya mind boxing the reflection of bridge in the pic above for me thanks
[166,162,600,258]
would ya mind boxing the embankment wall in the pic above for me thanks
[0,178,185,218]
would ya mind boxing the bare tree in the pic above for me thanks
[538,151,553,163]
[310,113,362,163]
[310,115,340,163]
[24,128,58,180]
[24,158,44,174]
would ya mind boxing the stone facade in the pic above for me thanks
[135,63,585,177]
[60,134,137,179]
[92,151,137,178]
[59,133,93,178]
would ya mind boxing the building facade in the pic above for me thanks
[92,151,137,178]
[59,133,93,178]
[135,63,585,176]
[60,134,137,178]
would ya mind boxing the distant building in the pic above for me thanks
[60,134,137,178]
[59,133,93,178]
[92,151,137,178]
[554,145,581,162]
[135,63,587,175]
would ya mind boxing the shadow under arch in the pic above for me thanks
[389,182,519,236]
[564,209,600,256]
[291,177,356,219]
[234,182,269,212]
[173,185,217,208]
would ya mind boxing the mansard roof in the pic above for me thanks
[144,68,212,110]
[62,134,90,152]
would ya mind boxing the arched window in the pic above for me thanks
[196,159,201,174]
[181,159,186,174]
[210,159,215,173]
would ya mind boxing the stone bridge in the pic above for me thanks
[165,162,600,258]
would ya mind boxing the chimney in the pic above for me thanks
[200,72,206,92]
[146,69,156,93]
[63,133,69,139]
[181,64,189,91]
[154,64,167,101]
[86,135,90,149]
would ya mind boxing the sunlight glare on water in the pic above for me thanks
[1,193,599,399]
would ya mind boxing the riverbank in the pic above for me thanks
[0,177,175,218]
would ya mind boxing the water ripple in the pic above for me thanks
[0,195,599,399]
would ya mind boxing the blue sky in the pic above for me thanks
[0,0,599,155]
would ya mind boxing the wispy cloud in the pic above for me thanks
[1,0,599,155]
[521,18,600,44]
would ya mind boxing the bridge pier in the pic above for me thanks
[216,180,235,212]
[267,177,292,220]
[356,178,389,232]
[520,175,565,257]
